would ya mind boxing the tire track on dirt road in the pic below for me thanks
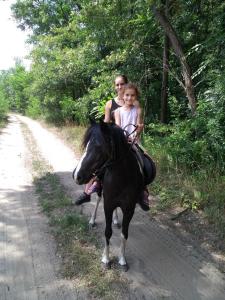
[17,114,225,300]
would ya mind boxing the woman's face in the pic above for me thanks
[114,77,126,96]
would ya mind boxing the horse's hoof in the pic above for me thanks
[88,222,96,229]
[102,262,111,270]
[119,264,129,272]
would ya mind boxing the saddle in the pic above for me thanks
[132,144,156,186]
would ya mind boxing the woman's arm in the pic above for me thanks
[104,100,112,123]
[114,108,121,127]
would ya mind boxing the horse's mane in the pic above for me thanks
[82,122,129,158]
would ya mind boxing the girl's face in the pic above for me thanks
[123,88,137,106]
[114,77,126,96]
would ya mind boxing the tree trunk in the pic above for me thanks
[160,0,170,123]
[152,6,196,114]
[160,34,169,123]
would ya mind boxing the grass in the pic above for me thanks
[0,115,8,130]
[143,134,225,239]
[21,122,129,299]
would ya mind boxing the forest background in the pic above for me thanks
[0,0,225,238]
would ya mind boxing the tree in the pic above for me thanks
[152,5,196,114]
[11,0,82,35]
[160,0,170,123]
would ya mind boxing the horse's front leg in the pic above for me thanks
[118,209,135,271]
[89,195,101,227]
[102,209,113,268]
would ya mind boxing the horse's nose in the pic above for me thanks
[76,173,82,184]
[75,170,85,185]
[72,166,83,184]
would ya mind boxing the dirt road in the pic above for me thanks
[0,115,80,300]
[1,114,225,299]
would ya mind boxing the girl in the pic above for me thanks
[114,82,143,141]
[114,83,150,211]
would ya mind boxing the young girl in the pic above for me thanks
[114,82,143,141]
[114,83,150,211]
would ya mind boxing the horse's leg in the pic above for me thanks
[102,209,113,268]
[89,195,101,227]
[118,209,134,271]
[113,208,120,228]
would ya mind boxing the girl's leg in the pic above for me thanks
[85,178,95,194]
[86,179,102,196]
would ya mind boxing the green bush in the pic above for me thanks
[0,96,8,120]
[60,96,77,123]
[26,96,42,119]
[162,98,225,171]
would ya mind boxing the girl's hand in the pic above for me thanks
[128,132,138,143]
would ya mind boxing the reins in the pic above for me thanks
[123,123,138,145]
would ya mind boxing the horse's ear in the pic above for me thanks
[99,119,109,135]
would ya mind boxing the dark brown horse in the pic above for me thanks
[74,121,145,270]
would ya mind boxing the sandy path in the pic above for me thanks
[0,115,80,299]
[1,114,225,300]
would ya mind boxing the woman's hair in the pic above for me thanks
[123,82,140,98]
[114,74,128,84]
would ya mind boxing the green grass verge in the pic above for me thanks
[144,134,225,238]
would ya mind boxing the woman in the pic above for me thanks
[104,74,128,122]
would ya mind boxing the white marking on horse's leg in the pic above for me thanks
[101,244,110,264]
[73,143,89,183]
[118,233,127,266]
[113,208,119,225]
[89,195,101,226]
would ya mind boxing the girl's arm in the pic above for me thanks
[104,100,112,123]
[114,108,121,127]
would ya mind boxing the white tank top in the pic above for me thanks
[118,106,138,135]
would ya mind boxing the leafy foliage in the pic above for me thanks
[0,0,224,230]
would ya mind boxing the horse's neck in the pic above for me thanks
[111,151,140,175]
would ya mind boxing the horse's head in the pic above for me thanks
[74,121,113,185]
